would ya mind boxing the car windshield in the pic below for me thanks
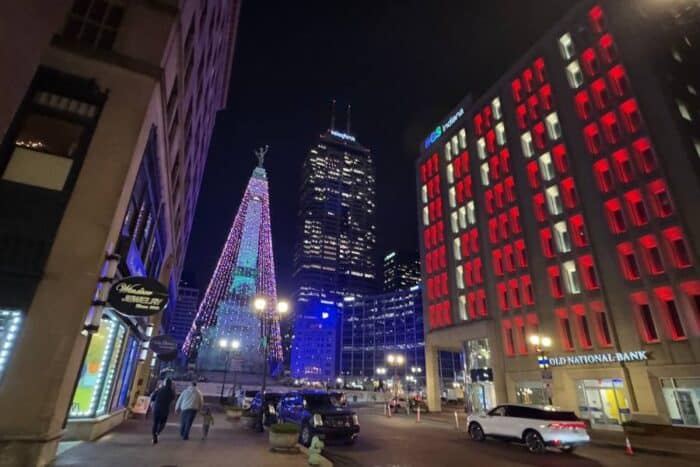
[304,394,342,410]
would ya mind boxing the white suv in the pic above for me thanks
[467,404,590,454]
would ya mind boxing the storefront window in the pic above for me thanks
[576,379,629,429]
[113,337,139,411]
[516,381,548,406]
[661,377,700,427]
[464,338,496,414]
[0,310,23,381]
[96,323,125,415]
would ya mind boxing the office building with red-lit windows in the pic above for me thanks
[416,0,700,432]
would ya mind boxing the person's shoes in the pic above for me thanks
[152,435,158,444]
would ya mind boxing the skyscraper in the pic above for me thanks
[184,157,283,375]
[169,281,200,352]
[291,107,377,381]
[383,250,421,292]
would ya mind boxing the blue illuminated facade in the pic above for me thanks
[290,298,341,381]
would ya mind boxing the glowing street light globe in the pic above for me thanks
[231,339,241,350]
[253,297,267,311]
[218,338,228,348]
[277,300,289,314]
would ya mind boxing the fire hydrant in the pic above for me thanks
[308,435,325,466]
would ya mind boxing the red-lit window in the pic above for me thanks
[663,227,692,269]
[492,249,504,276]
[539,84,553,111]
[534,57,546,84]
[467,292,477,319]
[533,122,546,149]
[443,300,452,326]
[494,183,505,208]
[533,193,546,222]
[522,68,534,93]
[460,151,469,173]
[581,48,600,77]
[484,189,494,215]
[488,219,499,244]
[454,156,463,180]
[509,207,521,234]
[515,316,528,354]
[593,159,614,192]
[578,255,600,290]
[583,123,602,155]
[428,304,436,328]
[470,229,479,253]
[639,234,665,275]
[557,308,575,350]
[551,146,567,175]
[497,282,509,311]
[427,278,434,300]
[503,245,515,272]
[655,287,686,340]
[590,78,610,110]
[600,111,621,144]
[631,292,659,342]
[499,213,509,239]
[464,261,474,287]
[540,228,555,258]
[474,258,483,284]
[483,105,492,129]
[439,246,446,269]
[548,266,564,298]
[560,177,578,209]
[500,149,511,175]
[521,275,534,305]
[527,162,540,189]
[464,176,473,198]
[486,130,497,155]
[423,229,431,250]
[573,305,593,349]
[569,214,588,247]
[574,90,592,120]
[516,104,527,129]
[588,5,606,33]
[527,95,540,121]
[598,33,617,64]
[590,301,613,346]
[441,271,448,294]
[455,180,465,204]
[512,78,523,103]
[477,289,487,316]
[515,239,528,268]
[624,189,649,226]
[632,137,657,173]
[504,176,516,202]
[648,179,673,218]
[608,65,630,97]
[680,281,700,329]
[617,242,641,280]
[474,114,484,136]
[604,198,627,233]
[420,164,427,183]
[502,320,516,356]
[620,99,643,134]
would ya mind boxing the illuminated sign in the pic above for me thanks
[330,130,356,142]
[108,277,169,317]
[424,107,465,149]
[549,350,648,367]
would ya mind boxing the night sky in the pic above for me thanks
[183,0,577,298]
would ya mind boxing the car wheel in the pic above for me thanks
[524,430,546,454]
[561,446,576,454]
[300,424,312,447]
[468,423,485,442]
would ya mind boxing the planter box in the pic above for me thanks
[269,431,299,452]
[225,409,242,421]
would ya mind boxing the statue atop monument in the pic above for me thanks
[255,145,269,167]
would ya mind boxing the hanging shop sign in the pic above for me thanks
[149,334,178,356]
[549,350,648,367]
[108,277,169,317]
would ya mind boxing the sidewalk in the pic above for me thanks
[51,413,310,467]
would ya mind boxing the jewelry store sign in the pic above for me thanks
[549,350,648,367]
[108,276,169,317]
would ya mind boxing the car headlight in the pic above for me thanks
[268,404,276,414]
[352,414,359,426]
[312,413,323,427]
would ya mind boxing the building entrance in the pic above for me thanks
[468,382,497,413]
[576,379,629,430]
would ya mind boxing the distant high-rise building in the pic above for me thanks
[0,0,240,461]
[291,107,377,381]
[383,250,421,292]
[170,281,200,350]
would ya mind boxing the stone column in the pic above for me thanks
[424,342,442,413]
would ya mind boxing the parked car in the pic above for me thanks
[277,390,360,446]
[248,391,282,426]
[467,404,590,454]
[328,391,347,406]
[242,390,259,409]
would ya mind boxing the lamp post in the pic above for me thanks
[386,353,405,410]
[218,338,240,404]
[253,296,288,432]
[529,334,553,405]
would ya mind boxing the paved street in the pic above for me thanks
[324,407,697,467]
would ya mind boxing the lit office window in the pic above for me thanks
[480,163,490,187]
[562,261,581,294]
[553,221,571,253]
[444,142,452,162]
[0,310,23,381]
[538,152,555,182]
[558,33,575,60]
[449,187,456,208]
[545,185,563,216]
[458,206,467,229]
[451,135,460,156]
[495,122,506,146]
[456,266,464,289]
[492,97,502,120]
[477,137,487,160]
[520,132,534,158]
[458,128,467,149]
[545,112,562,140]
[450,212,459,234]
[566,61,584,89]
[466,201,476,225]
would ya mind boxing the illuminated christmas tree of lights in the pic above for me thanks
[183,161,282,375]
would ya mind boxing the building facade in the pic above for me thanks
[416,0,700,432]
[383,250,421,292]
[169,281,200,352]
[291,117,377,381]
[0,1,240,464]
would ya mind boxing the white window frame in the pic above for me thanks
[444,142,452,161]
[553,221,571,253]
[545,112,562,140]
[454,238,462,261]
[451,135,460,156]
[566,61,584,89]
[449,187,456,208]
[458,206,467,229]
[466,201,476,225]
[447,163,454,184]
[545,185,563,216]
[422,207,429,226]
[558,33,575,60]
[492,97,502,121]
[562,260,581,294]
[521,132,534,158]
[450,212,459,233]
[480,162,490,187]
[421,185,428,204]
[477,137,487,160]
[456,266,465,289]
[538,152,555,182]
[495,122,506,146]
[458,128,467,149]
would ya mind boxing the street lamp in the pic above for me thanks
[218,338,240,404]
[386,353,405,410]
[253,296,289,432]
[529,334,553,405]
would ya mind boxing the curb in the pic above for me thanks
[297,443,334,467]
[589,440,695,460]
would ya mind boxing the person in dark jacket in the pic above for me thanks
[150,378,175,444]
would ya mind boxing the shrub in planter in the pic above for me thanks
[269,423,300,451]
[224,405,243,421]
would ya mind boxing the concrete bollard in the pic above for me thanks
[416,406,421,423]
[454,411,459,430]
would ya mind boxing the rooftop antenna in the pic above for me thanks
[330,98,336,131]
[346,104,352,134]
[255,145,269,168]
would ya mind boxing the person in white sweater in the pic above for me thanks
[175,381,204,440]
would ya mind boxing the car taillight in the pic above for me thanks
[548,422,586,430]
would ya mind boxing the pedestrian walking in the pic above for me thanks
[149,378,175,444]
[201,406,214,439]
[175,381,204,440]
